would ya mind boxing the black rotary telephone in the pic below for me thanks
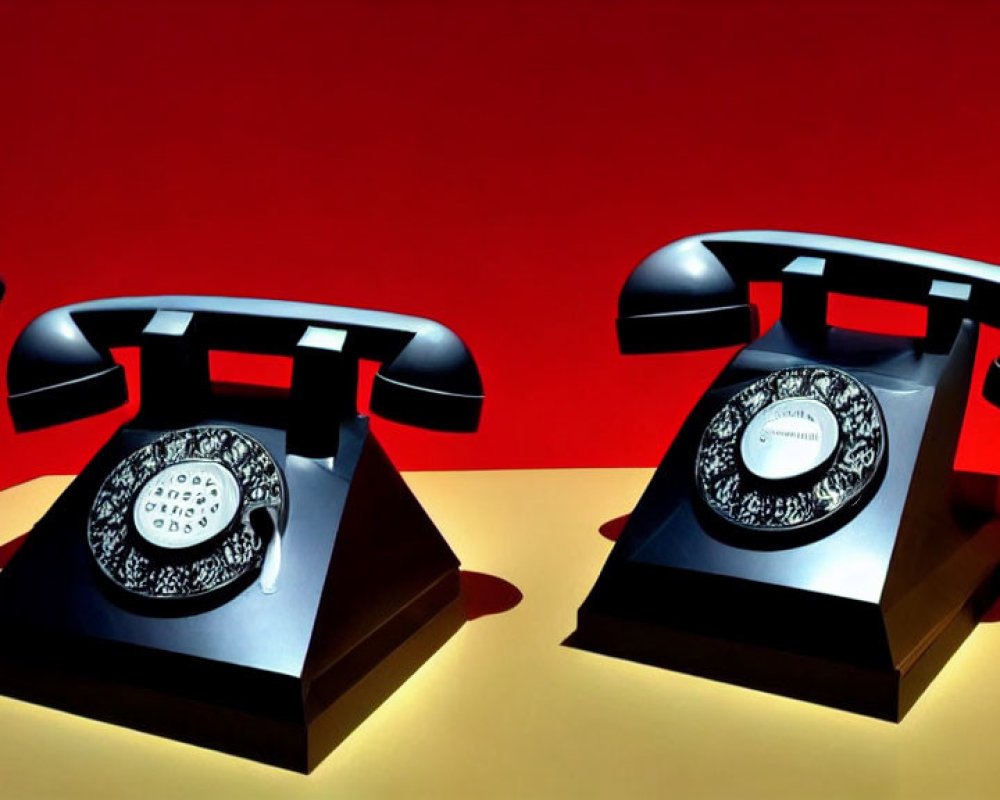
[571,231,1000,721]
[0,296,483,772]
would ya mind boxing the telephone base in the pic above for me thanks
[569,566,999,721]
[0,419,465,772]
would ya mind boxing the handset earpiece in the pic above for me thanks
[617,236,759,353]
[6,305,128,430]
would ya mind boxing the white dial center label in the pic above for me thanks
[740,397,839,481]
[133,461,240,549]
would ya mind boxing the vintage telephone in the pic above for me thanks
[0,296,482,771]
[571,230,1000,720]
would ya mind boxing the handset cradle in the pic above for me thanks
[0,295,483,772]
[573,230,1000,721]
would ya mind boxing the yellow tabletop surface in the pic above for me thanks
[1,469,999,799]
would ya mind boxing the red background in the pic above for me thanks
[3,0,1000,485]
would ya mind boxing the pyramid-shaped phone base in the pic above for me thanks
[572,320,1000,722]
[0,421,463,772]
[569,568,998,721]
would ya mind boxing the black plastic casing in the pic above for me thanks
[0,296,483,771]
[574,231,1000,720]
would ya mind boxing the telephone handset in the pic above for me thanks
[0,296,482,772]
[571,231,1000,721]
[7,295,481,433]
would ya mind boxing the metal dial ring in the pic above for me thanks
[695,366,886,533]
[88,427,285,600]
